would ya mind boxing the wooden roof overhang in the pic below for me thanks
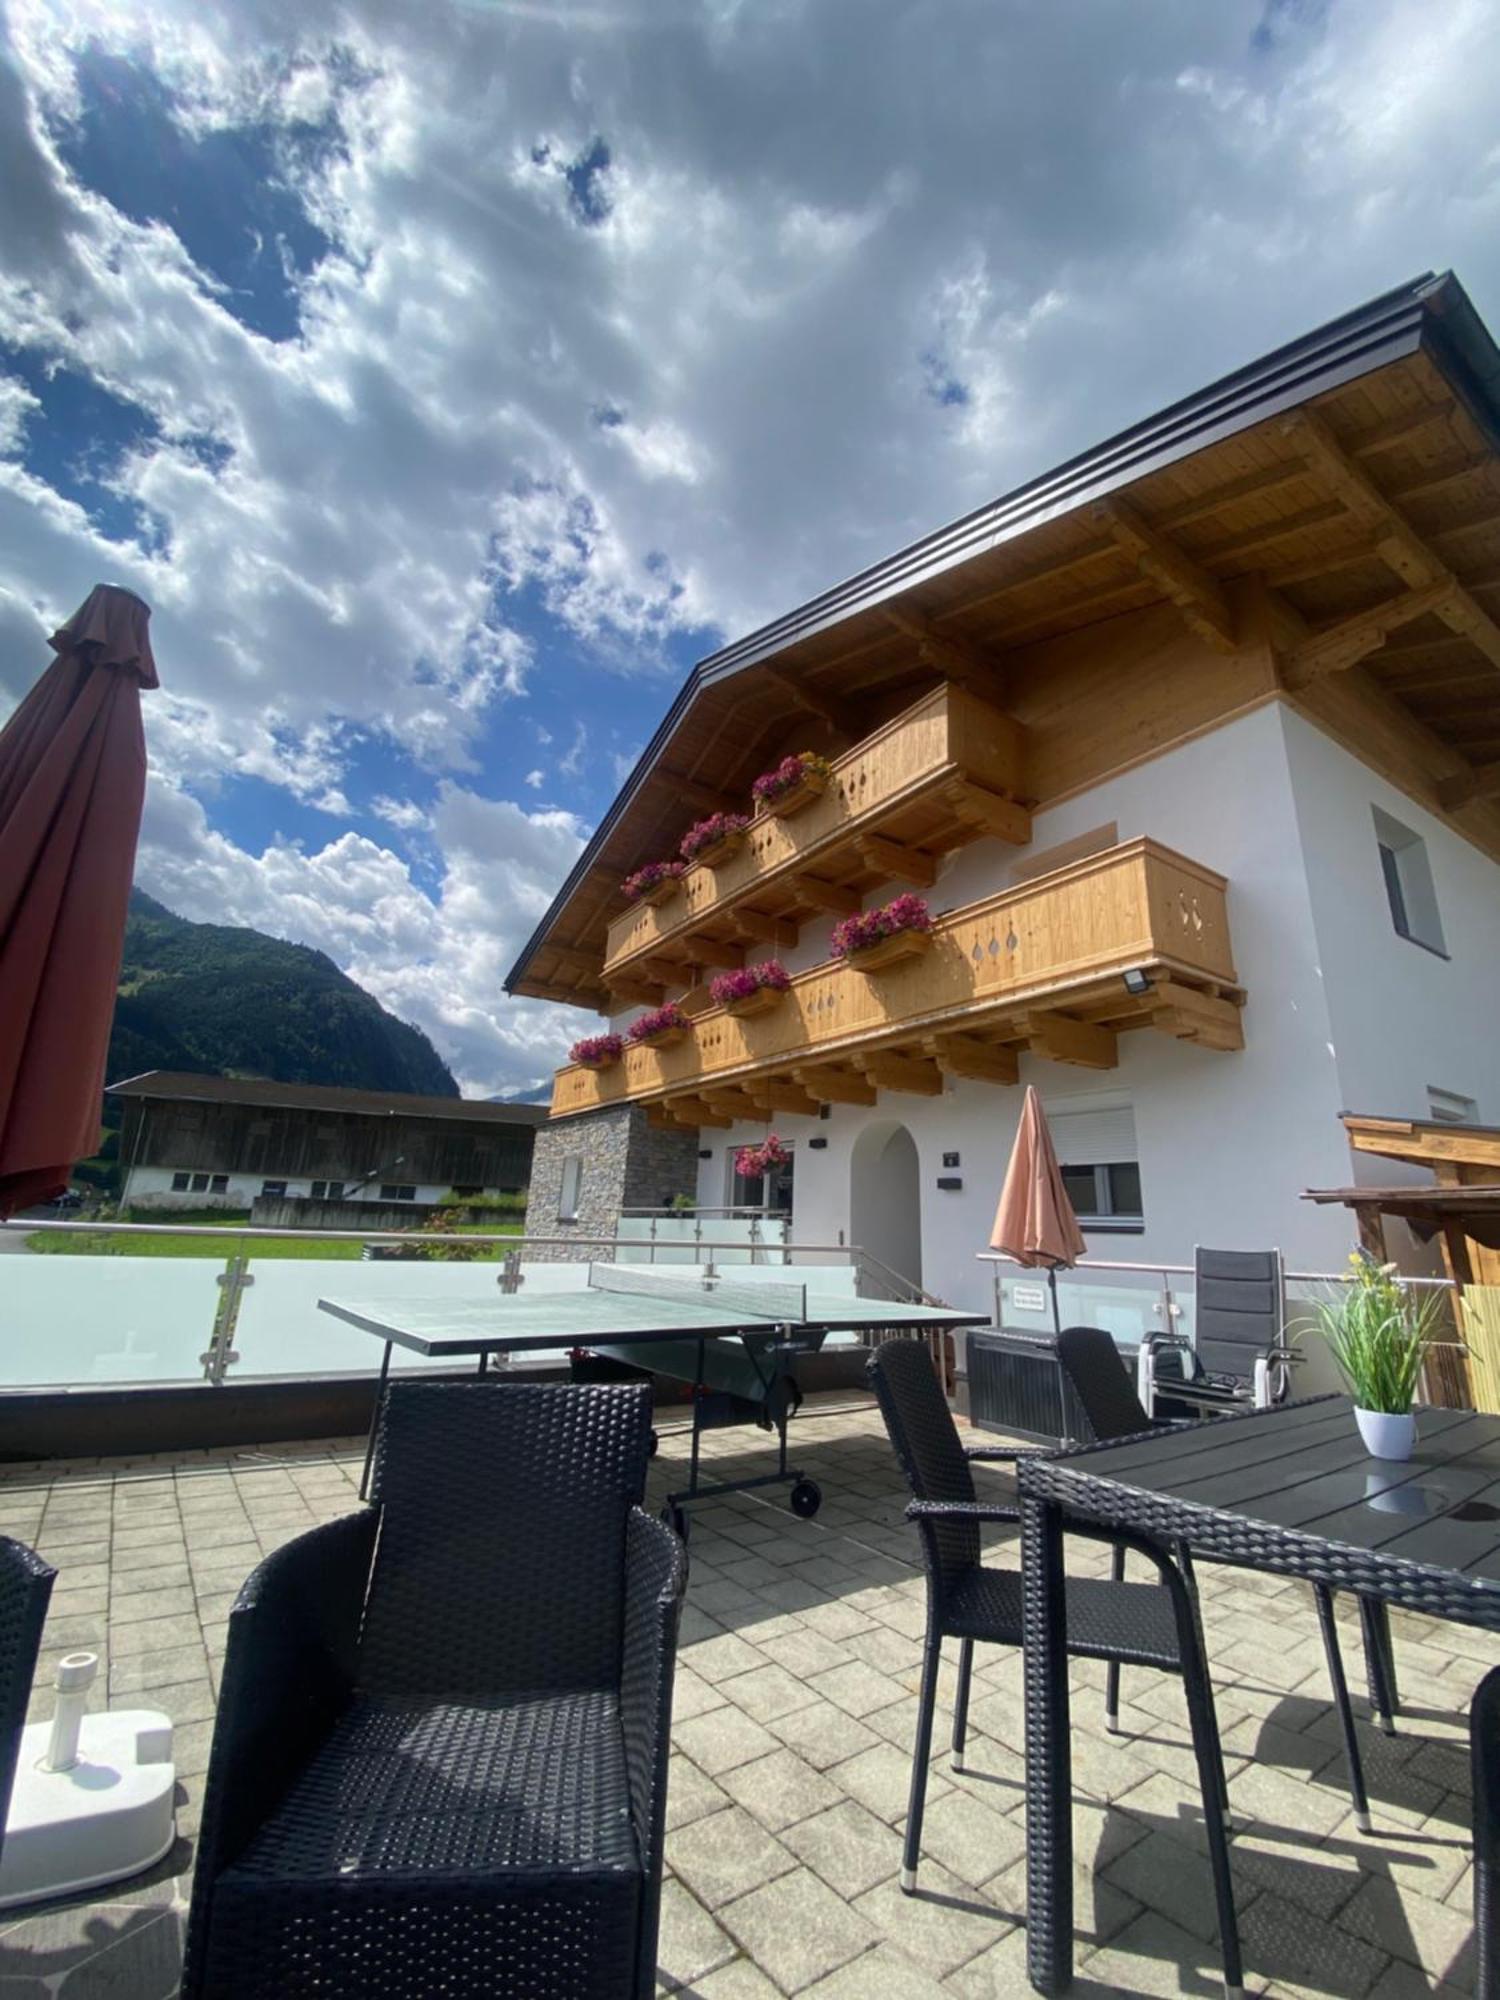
[1343,1113,1500,1174]
[508,272,1500,1008]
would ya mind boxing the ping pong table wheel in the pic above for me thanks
[664,1502,689,1543]
[789,1478,822,1519]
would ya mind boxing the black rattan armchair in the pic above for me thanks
[1056,1324,1375,1833]
[183,1381,686,2000]
[0,1537,54,1871]
[867,1340,1245,2000]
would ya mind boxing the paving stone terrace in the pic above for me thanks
[1,1391,1495,1997]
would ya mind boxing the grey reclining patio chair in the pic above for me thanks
[867,1340,1246,2000]
[0,1538,55,1872]
[1143,1248,1404,1736]
[1056,1323,1376,1832]
[183,1381,686,2000]
[1471,1663,1500,1998]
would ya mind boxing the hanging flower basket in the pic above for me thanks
[625,1002,690,1051]
[736,1134,790,1179]
[622,860,686,907]
[752,752,834,820]
[680,811,751,871]
[570,1033,623,1070]
[830,893,934,973]
[711,960,791,1018]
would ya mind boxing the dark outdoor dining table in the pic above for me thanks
[1017,1393,1500,1994]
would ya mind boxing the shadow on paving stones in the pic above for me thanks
[1254,1690,1468,1826]
[1101,1798,1476,1996]
[0,1901,184,1998]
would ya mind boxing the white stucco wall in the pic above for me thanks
[697,702,1369,1323]
[1282,707,1500,1135]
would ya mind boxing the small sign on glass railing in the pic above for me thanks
[1011,1283,1047,1314]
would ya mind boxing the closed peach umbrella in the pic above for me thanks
[991,1084,1086,1330]
[0,586,157,1216]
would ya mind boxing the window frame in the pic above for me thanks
[379,1183,418,1203]
[558,1155,583,1222]
[1373,807,1448,959]
[1059,1160,1144,1234]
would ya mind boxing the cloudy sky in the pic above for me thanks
[3,0,1498,1097]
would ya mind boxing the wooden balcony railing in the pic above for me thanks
[601,683,1029,994]
[552,838,1243,1120]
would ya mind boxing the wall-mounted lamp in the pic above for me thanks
[808,1136,829,1151]
[697,1149,714,1161]
[1121,967,1153,997]
[936,1175,963,1191]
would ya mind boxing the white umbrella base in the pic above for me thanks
[0,1712,175,1909]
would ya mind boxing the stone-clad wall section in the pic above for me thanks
[525,1105,700,1259]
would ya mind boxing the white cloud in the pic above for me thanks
[524,768,545,789]
[136,779,588,1095]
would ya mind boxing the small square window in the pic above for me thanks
[190,1173,209,1193]
[380,1183,417,1202]
[558,1156,583,1222]
[1373,808,1446,956]
[260,1180,288,1198]
[209,1175,229,1195]
[311,1180,347,1201]
[171,1172,191,1192]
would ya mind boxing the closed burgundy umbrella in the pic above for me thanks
[0,586,157,1216]
[990,1084,1087,1332]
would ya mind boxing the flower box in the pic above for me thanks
[725,984,784,1019]
[626,1003,690,1052]
[570,1033,623,1070]
[841,928,933,973]
[640,874,683,908]
[710,960,791,1018]
[680,812,751,870]
[752,753,834,820]
[634,1024,687,1049]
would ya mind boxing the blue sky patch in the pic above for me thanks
[51,46,336,342]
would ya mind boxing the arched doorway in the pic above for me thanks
[850,1121,922,1291]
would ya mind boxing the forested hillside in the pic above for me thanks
[109,891,459,1098]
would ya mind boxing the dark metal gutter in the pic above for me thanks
[507,270,1500,993]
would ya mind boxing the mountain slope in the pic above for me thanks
[110,890,459,1098]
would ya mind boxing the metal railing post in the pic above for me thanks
[201,1249,252,1385]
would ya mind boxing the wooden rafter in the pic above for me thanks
[1286,580,1460,687]
[854,833,937,886]
[1436,760,1500,811]
[790,874,861,916]
[661,1096,732,1129]
[763,666,860,738]
[790,1066,877,1106]
[1148,981,1245,1052]
[881,604,1008,698]
[921,1034,1019,1085]
[727,910,799,948]
[1024,1010,1118,1070]
[852,1052,944,1096]
[702,1087,764,1120]
[655,767,741,815]
[1338,399,1454,458]
[940,778,1032,847]
[1093,497,1238,652]
[1281,406,1500,678]
[747,1079,822,1117]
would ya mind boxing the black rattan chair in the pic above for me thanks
[867,1340,1245,1999]
[0,1537,55,1871]
[183,1381,686,2000]
[1056,1324,1375,1832]
[1472,1663,1500,1999]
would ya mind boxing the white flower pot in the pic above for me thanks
[1354,1407,1416,1461]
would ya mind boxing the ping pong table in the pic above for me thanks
[318,1263,987,1533]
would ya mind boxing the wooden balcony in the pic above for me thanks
[552,839,1243,1120]
[601,684,1029,996]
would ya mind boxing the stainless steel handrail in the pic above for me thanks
[976,1250,1456,1289]
[5,1219,861,1252]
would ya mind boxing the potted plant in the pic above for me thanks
[736,1134,790,1180]
[710,960,791,1019]
[680,811,751,871]
[830,892,935,973]
[752,752,834,819]
[625,1002,690,1051]
[1307,1251,1445,1460]
[569,1032,623,1070]
[621,859,686,908]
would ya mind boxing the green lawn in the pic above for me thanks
[25,1219,524,1260]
